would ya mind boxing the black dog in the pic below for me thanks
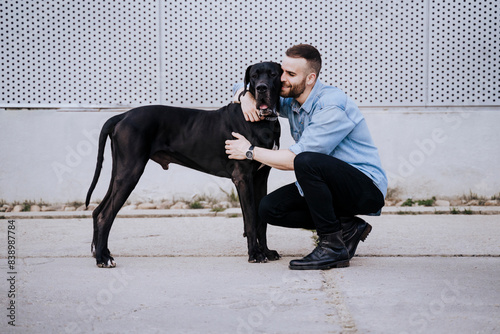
[85,62,283,268]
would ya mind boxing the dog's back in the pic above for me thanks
[120,103,279,177]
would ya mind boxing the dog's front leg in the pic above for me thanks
[253,166,281,261]
[232,167,267,263]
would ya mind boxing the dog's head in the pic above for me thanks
[244,62,283,117]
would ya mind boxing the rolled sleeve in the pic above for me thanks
[289,142,304,155]
[232,83,244,97]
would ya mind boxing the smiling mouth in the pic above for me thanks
[258,105,270,116]
[256,103,275,117]
[256,96,271,113]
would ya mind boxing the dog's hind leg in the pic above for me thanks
[93,158,148,268]
[93,129,150,268]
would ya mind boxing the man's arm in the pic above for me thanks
[253,146,296,170]
[225,132,296,171]
[233,87,263,123]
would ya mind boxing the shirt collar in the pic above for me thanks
[292,79,324,114]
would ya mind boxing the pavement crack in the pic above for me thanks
[321,270,358,333]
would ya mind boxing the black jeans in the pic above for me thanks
[259,152,385,235]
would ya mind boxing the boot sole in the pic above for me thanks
[289,260,350,270]
[360,223,372,242]
[348,223,372,260]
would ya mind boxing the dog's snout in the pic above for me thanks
[256,84,268,93]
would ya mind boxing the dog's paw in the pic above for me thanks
[96,257,116,268]
[248,251,268,263]
[265,249,281,261]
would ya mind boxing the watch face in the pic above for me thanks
[246,151,253,159]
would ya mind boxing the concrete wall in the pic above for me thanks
[2,1,498,203]
[366,107,500,199]
[1,107,498,203]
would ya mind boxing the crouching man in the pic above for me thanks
[225,44,387,270]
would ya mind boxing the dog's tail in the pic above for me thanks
[85,113,126,208]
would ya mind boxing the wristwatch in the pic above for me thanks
[245,145,255,160]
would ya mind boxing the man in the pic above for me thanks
[225,44,387,270]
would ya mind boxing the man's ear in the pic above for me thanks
[306,72,317,86]
[244,65,254,95]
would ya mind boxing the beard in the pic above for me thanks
[281,79,306,99]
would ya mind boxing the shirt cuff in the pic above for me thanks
[232,83,244,97]
[288,143,304,156]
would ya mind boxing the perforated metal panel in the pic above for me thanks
[162,0,329,106]
[1,0,498,108]
[162,0,429,107]
[327,0,428,106]
[429,0,499,105]
[0,0,159,107]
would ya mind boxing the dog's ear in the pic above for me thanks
[272,62,283,87]
[275,62,283,77]
[244,65,254,95]
[272,62,283,73]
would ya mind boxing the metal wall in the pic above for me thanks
[1,0,498,108]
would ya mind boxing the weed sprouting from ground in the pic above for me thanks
[461,190,488,205]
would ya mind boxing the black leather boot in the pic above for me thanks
[289,231,349,270]
[341,217,372,259]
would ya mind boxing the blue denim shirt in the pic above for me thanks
[233,80,388,200]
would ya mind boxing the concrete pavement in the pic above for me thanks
[1,213,499,333]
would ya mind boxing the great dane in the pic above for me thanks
[86,62,283,268]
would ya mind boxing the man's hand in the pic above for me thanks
[234,88,263,122]
[225,132,252,160]
[225,131,296,170]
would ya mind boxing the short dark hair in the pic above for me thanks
[285,44,322,77]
